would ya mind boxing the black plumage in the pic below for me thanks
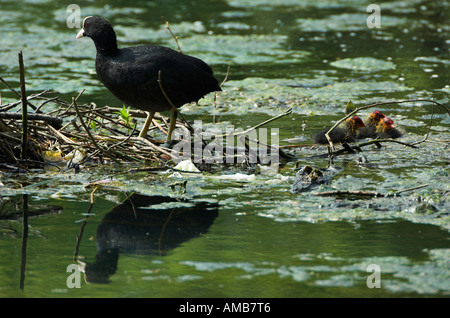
[76,16,221,142]
[312,116,366,144]
[312,127,348,144]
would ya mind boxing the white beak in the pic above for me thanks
[76,28,84,39]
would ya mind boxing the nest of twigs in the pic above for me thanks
[0,86,293,173]
[0,87,194,172]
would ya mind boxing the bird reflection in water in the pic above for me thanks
[79,194,218,284]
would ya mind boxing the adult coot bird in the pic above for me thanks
[313,116,365,144]
[76,16,221,144]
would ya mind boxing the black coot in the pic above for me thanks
[76,16,221,143]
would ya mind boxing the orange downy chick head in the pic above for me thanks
[371,110,385,121]
[378,117,395,132]
[368,110,386,126]
[345,116,365,133]
[351,116,365,128]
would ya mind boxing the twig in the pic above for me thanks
[0,90,55,112]
[313,184,429,197]
[305,137,419,160]
[157,70,204,146]
[97,135,179,160]
[47,125,80,145]
[73,186,98,262]
[148,116,167,135]
[162,16,182,53]
[221,66,231,87]
[0,76,21,99]
[313,190,381,197]
[213,107,293,139]
[99,124,146,163]
[0,137,24,169]
[72,90,119,164]
[355,138,418,149]
[213,93,218,124]
[0,75,38,112]
[0,112,63,126]
[157,71,177,110]
[392,184,429,196]
[138,137,179,160]
[280,144,314,150]
[18,52,28,159]
[213,65,231,124]
[35,96,59,113]
[412,104,435,146]
[158,209,175,256]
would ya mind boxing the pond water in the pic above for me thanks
[0,0,449,298]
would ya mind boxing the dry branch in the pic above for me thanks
[0,112,63,127]
[313,184,429,198]
[18,52,28,159]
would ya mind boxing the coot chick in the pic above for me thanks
[76,16,221,143]
[367,110,385,127]
[358,110,386,139]
[375,117,403,139]
[313,116,365,144]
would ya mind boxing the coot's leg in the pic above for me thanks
[138,111,155,138]
[161,107,178,148]
[167,107,177,142]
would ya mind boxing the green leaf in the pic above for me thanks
[345,101,355,114]
[115,105,135,129]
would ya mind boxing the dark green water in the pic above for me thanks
[0,0,449,298]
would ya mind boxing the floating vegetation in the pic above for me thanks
[330,57,396,72]
[208,77,414,117]
[297,13,408,32]
[178,34,309,65]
